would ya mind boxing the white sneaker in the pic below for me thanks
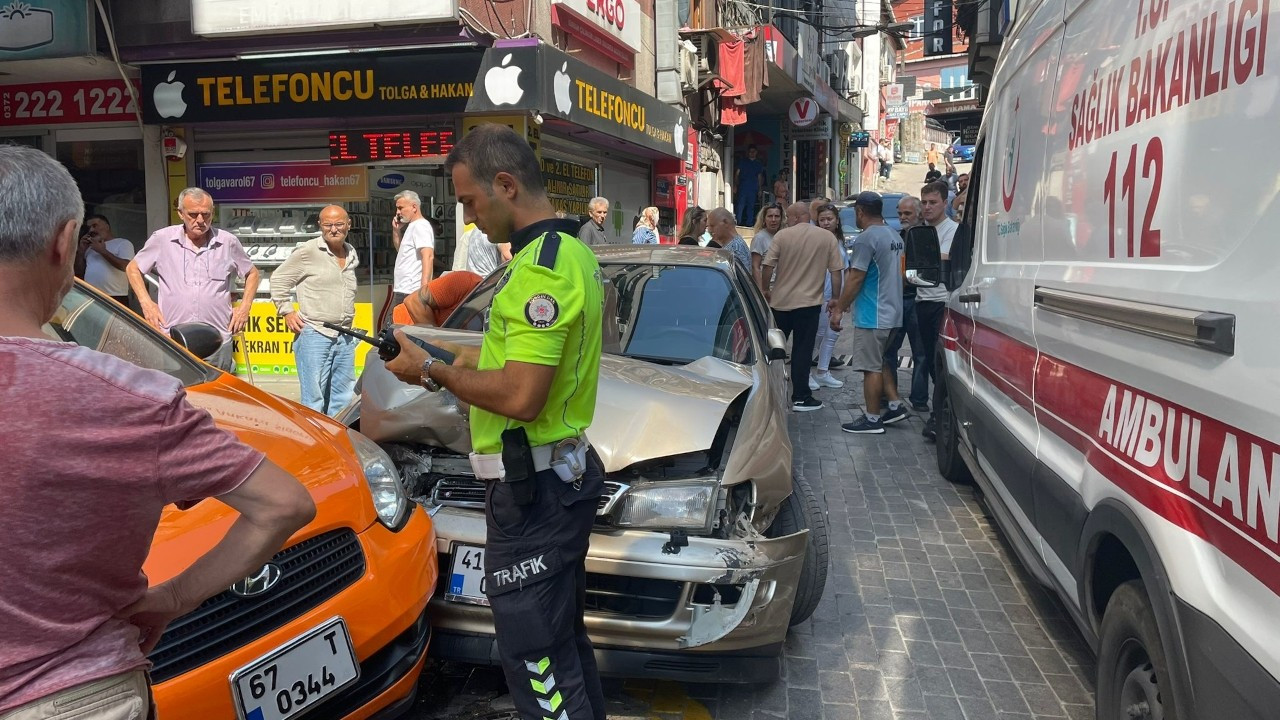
[813,372,844,388]
[808,375,820,391]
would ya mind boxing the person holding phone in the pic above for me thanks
[381,124,608,720]
[389,190,434,322]
[74,214,134,306]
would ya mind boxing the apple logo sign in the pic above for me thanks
[673,117,685,157]
[553,62,573,115]
[153,71,187,119]
[484,53,524,106]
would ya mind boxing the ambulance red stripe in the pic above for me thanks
[943,309,1280,596]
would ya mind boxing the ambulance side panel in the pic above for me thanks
[983,0,1280,712]
[966,0,1066,603]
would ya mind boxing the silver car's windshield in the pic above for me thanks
[447,264,754,366]
[42,285,213,387]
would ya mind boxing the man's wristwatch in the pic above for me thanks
[420,356,442,392]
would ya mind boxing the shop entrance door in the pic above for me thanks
[55,127,147,242]
[356,164,456,326]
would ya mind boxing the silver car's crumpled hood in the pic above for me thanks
[357,329,752,472]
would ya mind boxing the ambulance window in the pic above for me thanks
[952,139,983,281]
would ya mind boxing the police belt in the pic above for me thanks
[470,436,591,484]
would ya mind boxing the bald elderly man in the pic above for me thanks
[270,205,360,415]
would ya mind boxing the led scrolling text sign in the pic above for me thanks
[328,129,457,165]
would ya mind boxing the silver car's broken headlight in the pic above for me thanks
[614,479,719,533]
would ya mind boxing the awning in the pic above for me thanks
[466,41,690,160]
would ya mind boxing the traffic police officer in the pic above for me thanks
[384,124,606,720]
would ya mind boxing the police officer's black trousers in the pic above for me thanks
[483,455,606,720]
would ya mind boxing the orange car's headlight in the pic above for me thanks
[347,429,410,530]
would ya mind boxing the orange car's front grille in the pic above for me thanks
[148,529,365,683]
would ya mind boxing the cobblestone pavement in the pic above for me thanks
[404,353,1098,720]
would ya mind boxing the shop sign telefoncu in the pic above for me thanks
[467,43,689,159]
[140,48,483,124]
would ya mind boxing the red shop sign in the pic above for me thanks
[0,79,140,127]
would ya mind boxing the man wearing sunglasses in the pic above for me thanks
[270,205,361,415]
[126,187,259,373]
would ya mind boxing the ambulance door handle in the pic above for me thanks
[958,289,982,304]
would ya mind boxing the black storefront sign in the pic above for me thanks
[466,44,688,159]
[925,0,954,56]
[140,48,484,124]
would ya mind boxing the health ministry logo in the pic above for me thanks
[1001,97,1021,213]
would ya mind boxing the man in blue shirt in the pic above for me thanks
[734,145,765,226]
[831,192,907,434]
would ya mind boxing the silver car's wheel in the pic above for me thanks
[767,473,829,626]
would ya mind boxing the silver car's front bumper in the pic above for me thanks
[427,506,807,673]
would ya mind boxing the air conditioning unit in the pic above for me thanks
[881,62,894,80]
[697,35,715,74]
[848,90,865,111]
[679,42,699,92]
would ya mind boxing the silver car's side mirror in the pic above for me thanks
[766,328,787,362]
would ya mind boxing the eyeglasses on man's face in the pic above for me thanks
[321,222,349,230]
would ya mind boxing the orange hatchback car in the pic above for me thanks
[51,282,437,720]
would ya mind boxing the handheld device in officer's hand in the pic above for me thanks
[320,322,456,364]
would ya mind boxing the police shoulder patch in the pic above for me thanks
[525,293,559,328]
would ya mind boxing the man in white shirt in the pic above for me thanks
[390,190,434,314]
[915,180,958,439]
[75,214,134,306]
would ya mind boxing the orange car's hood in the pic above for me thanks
[143,375,376,584]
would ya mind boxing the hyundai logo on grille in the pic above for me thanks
[229,563,282,598]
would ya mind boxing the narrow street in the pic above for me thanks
[406,341,1097,720]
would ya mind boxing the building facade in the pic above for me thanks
[887,0,980,160]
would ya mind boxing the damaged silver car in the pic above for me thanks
[339,246,829,682]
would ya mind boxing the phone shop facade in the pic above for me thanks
[130,38,688,376]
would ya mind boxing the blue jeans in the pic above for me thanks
[295,327,357,416]
[883,296,929,407]
[735,189,759,226]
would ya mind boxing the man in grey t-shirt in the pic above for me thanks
[580,197,610,245]
[831,192,908,434]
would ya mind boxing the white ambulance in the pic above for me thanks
[928,0,1280,716]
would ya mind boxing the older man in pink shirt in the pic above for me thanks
[126,188,259,372]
